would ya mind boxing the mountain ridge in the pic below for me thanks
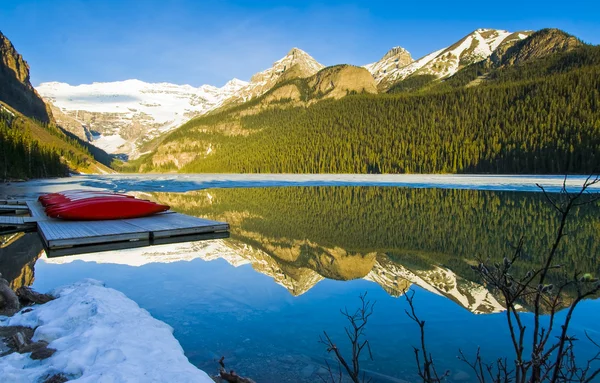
[365,28,532,91]
[0,30,52,123]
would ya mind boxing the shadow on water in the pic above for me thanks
[1,186,599,382]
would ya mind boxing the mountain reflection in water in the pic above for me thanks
[1,186,599,382]
[149,186,600,312]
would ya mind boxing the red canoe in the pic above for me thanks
[39,191,133,207]
[46,198,170,220]
[41,194,133,207]
[39,190,170,220]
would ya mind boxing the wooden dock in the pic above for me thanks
[0,199,230,257]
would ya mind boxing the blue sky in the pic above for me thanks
[1,0,599,87]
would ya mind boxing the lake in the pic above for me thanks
[1,175,599,382]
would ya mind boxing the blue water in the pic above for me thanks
[30,251,600,382]
[2,175,599,383]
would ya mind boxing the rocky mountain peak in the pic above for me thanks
[223,78,248,88]
[250,47,323,82]
[490,28,582,67]
[222,48,323,105]
[381,46,412,61]
[0,31,51,123]
[0,31,30,84]
[287,47,305,56]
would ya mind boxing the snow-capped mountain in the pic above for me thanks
[366,29,532,90]
[35,48,323,158]
[222,47,324,105]
[364,46,414,89]
[35,29,538,158]
[36,78,248,158]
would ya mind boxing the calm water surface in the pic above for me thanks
[2,183,599,383]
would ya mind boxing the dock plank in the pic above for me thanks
[0,204,29,211]
[0,199,32,205]
[38,220,150,248]
[0,216,26,225]
[123,213,230,238]
[26,201,47,217]
[45,231,230,258]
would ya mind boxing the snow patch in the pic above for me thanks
[0,279,214,382]
[92,134,127,153]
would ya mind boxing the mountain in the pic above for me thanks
[306,65,377,99]
[489,28,583,67]
[364,46,414,91]
[0,31,51,123]
[367,28,531,91]
[412,28,591,93]
[126,64,377,172]
[222,47,324,105]
[36,79,248,158]
[0,31,113,179]
[127,28,600,175]
[35,48,322,159]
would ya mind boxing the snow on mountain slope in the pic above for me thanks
[223,47,324,105]
[365,256,505,314]
[36,79,247,158]
[366,29,531,90]
[364,46,414,90]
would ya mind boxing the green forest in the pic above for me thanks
[127,42,600,175]
[0,106,111,180]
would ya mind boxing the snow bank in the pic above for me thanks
[0,279,214,383]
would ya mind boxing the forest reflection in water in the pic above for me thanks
[1,186,599,382]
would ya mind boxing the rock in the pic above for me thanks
[43,373,68,383]
[30,346,56,360]
[0,276,20,316]
[16,286,55,305]
[19,340,49,354]
[301,364,316,378]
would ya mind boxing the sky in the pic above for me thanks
[1,0,599,87]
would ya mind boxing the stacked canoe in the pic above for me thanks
[38,190,170,220]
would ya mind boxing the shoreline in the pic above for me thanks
[0,279,215,382]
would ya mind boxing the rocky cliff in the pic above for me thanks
[489,28,583,67]
[0,31,51,123]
